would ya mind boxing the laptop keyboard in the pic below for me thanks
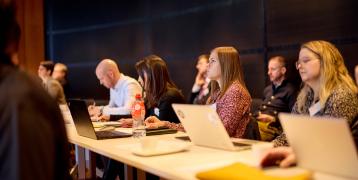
[95,130,130,138]
[233,141,251,147]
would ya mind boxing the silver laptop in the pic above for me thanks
[279,113,358,179]
[172,104,254,151]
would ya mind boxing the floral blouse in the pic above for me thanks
[164,81,252,138]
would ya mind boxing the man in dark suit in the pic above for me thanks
[256,56,297,141]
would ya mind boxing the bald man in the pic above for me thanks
[88,59,142,121]
[52,63,70,96]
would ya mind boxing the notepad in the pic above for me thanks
[196,162,311,180]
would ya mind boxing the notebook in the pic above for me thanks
[279,113,358,179]
[172,104,254,151]
[68,99,132,140]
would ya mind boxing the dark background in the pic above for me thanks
[45,0,358,100]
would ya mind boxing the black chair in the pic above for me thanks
[243,117,261,140]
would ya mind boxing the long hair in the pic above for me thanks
[296,40,358,112]
[209,46,247,99]
[135,55,179,108]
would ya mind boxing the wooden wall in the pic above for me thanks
[16,0,45,74]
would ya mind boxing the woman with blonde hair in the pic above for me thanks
[146,47,253,138]
[273,40,358,147]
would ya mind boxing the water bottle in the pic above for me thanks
[132,93,146,138]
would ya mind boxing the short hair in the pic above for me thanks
[198,54,209,63]
[55,63,68,73]
[40,61,55,75]
[269,56,286,68]
[0,0,21,65]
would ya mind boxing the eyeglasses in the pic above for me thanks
[295,58,320,69]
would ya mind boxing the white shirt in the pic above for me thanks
[102,74,142,115]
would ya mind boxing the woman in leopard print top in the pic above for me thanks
[273,40,358,147]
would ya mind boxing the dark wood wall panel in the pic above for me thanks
[16,0,44,74]
[45,0,357,99]
[267,0,358,46]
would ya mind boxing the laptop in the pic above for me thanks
[279,113,358,179]
[172,104,254,151]
[68,99,132,140]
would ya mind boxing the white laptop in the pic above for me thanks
[172,104,255,151]
[279,113,358,179]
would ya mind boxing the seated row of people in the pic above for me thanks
[86,41,357,146]
[88,41,357,179]
[263,40,358,168]
[1,0,356,179]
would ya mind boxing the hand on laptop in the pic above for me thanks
[260,147,296,168]
[119,118,133,128]
[88,105,100,117]
[97,115,110,122]
[145,116,165,129]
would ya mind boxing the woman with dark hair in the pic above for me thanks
[108,55,185,180]
[135,55,186,123]
[146,47,253,138]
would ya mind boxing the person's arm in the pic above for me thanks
[217,84,251,138]
[103,81,142,115]
[121,81,142,110]
[145,116,185,131]
[323,88,358,125]
[260,147,296,168]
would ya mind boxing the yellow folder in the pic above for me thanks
[196,162,311,180]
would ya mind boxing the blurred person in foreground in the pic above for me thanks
[0,0,71,179]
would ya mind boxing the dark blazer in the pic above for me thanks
[146,87,185,123]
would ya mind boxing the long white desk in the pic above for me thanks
[66,124,351,180]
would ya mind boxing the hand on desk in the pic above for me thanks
[260,147,296,168]
[145,116,166,129]
[119,116,167,128]
[119,118,133,128]
[88,105,100,117]
[257,113,275,123]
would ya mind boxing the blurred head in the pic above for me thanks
[38,61,54,80]
[135,55,178,107]
[208,46,247,98]
[95,59,121,89]
[196,54,209,74]
[268,56,286,85]
[52,63,68,82]
[296,40,357,112]
[0,0,20,65]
